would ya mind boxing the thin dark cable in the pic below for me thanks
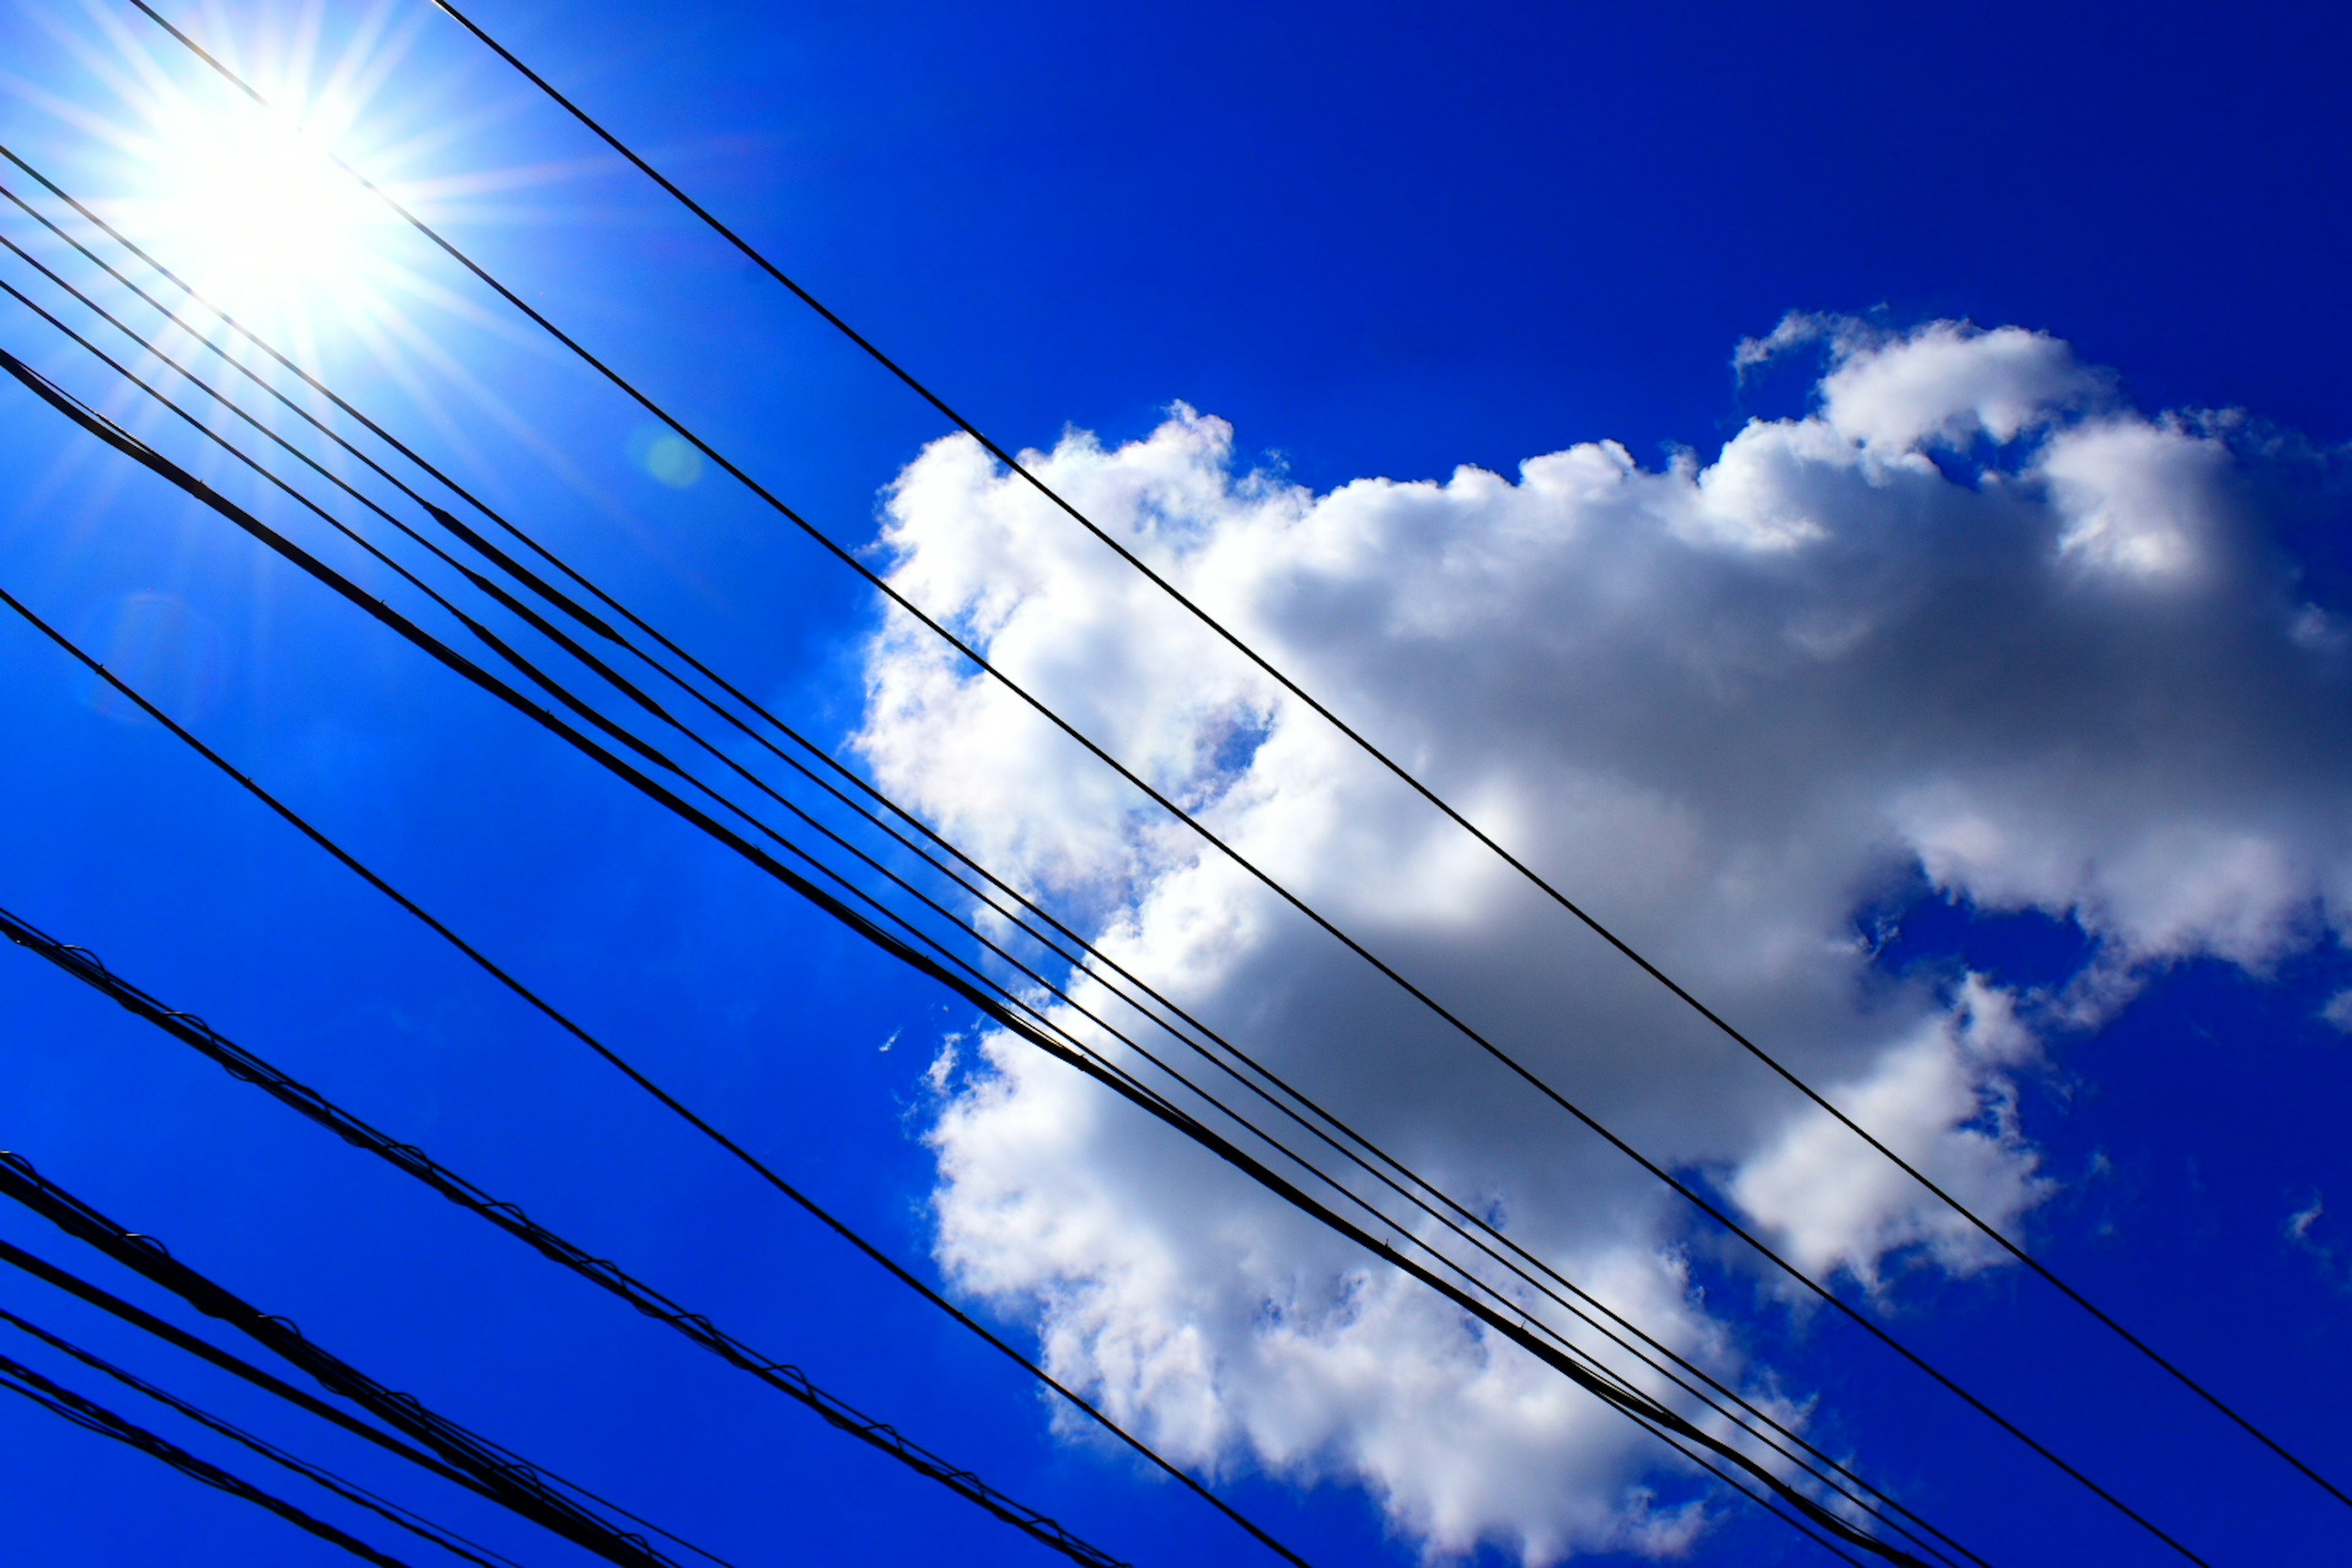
[15,270,1931,1561]
[0,323,1888,1556]
[0,485,1869,1563]
[0,246,2000,1566]
[74,26,2221,1556]
[0,1149,687,1568]
[0,559,1916,1567]
[0,1351,420,1567]
[0,837,1939,1568]
[0,908,1137,1568]
[0,1235,492,1493]
[0,304,1931,1558]
[0,1234,725,1568]
[418,0,2352,1517]
[0,1306,522,1568]
[0,258,1964,1565]
[0,578,1310,1568]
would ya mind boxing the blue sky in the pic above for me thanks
[1,4,2350,1567]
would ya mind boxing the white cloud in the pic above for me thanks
[854,317,2352,1560]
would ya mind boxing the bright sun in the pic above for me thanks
[131,92,392,334]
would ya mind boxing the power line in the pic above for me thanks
[0,1234,502,1496]
[0,579,1309,1564]
[415,0,2352,1521]
[0,1305,523,1568]
[0,287,1945,1562]
[0,1346,421,1567]
[0,1148,688,1568]
[1,1233,740,1568]
[0,313,1923,1558]
[0,236,1972,1568]
[0,565,1913,1568]
[0,194,2090,1566]
[86,23,2225,1561]
[0,905,1134,1568]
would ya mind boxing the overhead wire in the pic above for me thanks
[0,475,1897,1562]
[0,1148,688,1568]
[417,0,2352,1521]
[0,573,1311,1566]
[0,1234,508,1498]
[80,17,2230,1558]
[0,219,1977,1568]
[0,1231,744,1568]
[0,907,1955,1568]
[0,131,2135,1568]
[0,222,1969,1559]
[0,1305,523,1568]
[0,905,1132,1568]
[0,1346,421,1567]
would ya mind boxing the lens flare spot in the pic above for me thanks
[88,592,226,725]
[628,426,704,488]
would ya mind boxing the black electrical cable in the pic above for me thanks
[0,250,1954,1562]
[80,25,2225,1559]
[0,372,1913,1568]
[0,227,2042,1568]
[0,1238,741,1568]
[0,604,1307,1566]
[0,1349,420,1567]
[0,908,1134,1568]
[4,270,1928,1568]
[0,1306,522,1568]
[0,1150,685,1568]
[0,784,1945,1568]
[0,553,1915,1568]
[417,0,2352,1521]
[0,248,1972,1568]
[0,1235,495,1494]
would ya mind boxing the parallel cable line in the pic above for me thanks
[0,262,1947,1562]
[0,540,1910,1566]
[98,19,2223,1559]
[0,243,1969,1567]
[0,1149,686,1568]
[0,1235,501,1494]
[418,0,2352,1519]
[0,1306,522,1568]
[0,605,1307,1565]
[0,150,2098,1568]
[0,1348,420,1567]
[0,907,1125,1568]
[1,1238,744,1568]
[0,908,1939,1568]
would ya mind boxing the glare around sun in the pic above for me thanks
[130,94,390,334]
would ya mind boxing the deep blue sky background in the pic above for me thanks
[1,2,2350,1566]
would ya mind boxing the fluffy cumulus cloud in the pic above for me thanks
[853,317,2352,1560]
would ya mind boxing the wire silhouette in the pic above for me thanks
[0,572,1308,1566]
[0,426,1901,1564]
[0,259,1943,1559]
[4,43,2219,1556]
[0,1347,420,1567]
[0,189,2147,1561]
[0,265,1959,1558]
[0,1148,686,1568]
[0,905,1137,1568]
[0,1235,500,1495]
[416,0,2352,1520]
[0,1306,522,1568]
[0,227,1974,1568]
[0,1231,739,1568]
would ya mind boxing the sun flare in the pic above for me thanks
[132,94,389,332]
